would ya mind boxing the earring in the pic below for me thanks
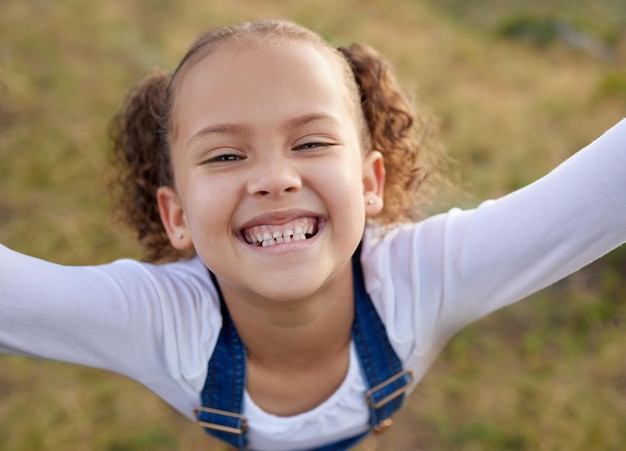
[176,233,183,239]
[367,198,374,205]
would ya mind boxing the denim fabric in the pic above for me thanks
[197,245,411,450]
[196,278,249,449]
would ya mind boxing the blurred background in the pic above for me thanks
[1,0,625,449]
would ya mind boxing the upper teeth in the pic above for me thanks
[243,218,317,247]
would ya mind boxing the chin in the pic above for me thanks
[256,280,324,304]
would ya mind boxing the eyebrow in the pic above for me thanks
[186,113,339,149]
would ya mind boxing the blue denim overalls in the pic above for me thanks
[194,246,413,450]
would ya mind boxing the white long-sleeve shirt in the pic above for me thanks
[1,119,625,450]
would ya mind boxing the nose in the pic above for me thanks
[247,155,302,198]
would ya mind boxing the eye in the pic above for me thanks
[202,150,246,164]
[294,141,332,151]
[211,154,242,162]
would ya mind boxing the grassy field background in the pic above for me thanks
[1,0,625,449]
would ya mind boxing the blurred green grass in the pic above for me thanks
[1,0,625,449]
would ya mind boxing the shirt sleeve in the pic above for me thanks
[0,249,220,401]
[364,118,626,369]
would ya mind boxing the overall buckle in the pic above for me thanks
[365,369,414,409]
[194,406,248,435]
[365,369,414,433]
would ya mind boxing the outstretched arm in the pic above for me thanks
[365,118,626,361]
[438,118,626,330]
[0,248,216,395]
[0,248,162,373]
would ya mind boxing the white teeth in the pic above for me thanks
[242,217,318,246]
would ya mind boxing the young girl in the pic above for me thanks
[1,18,625,451]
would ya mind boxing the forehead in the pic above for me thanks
[171,39,355,133]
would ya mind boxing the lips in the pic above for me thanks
[242,217,319,247]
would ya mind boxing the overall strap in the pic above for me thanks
[350,244,413,434]
[195,271,249,450]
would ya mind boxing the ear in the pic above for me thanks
[157,186,193,249]
[362,150,385,217]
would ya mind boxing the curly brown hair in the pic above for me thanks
[111,19,442,263]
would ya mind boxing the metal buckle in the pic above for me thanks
[365,369,414,409]
[374,418,393,433]
[194,406,248,435]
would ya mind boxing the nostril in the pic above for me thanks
[250,182,300,197]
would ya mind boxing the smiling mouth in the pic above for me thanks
[242,217,319,247]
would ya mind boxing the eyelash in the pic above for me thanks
[294,142,332,151]
[210,154,242,162]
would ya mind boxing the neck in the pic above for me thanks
[218,261,354,370]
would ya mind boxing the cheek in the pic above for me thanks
[337,154,367,197]
[320,158,367,215]
[180,177,228,228]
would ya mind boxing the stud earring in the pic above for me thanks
[177,233,183,239]
[367,198,374,205]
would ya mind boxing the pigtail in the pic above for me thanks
[110,72,184,263]
[339,43,438,224]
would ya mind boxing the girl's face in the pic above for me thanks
[158,39,385,304]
